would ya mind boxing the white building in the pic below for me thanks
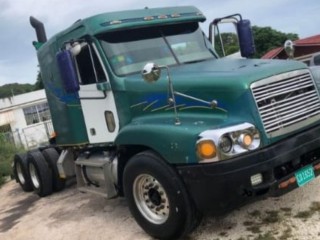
[0,89,53,149]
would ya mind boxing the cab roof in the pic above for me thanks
[55,6,205,39]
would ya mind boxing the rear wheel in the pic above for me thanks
[13,153,33,192]
[123,151,201,240]
[28,150,53,197]
[42,148,65,192]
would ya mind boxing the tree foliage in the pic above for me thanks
[0,70,43,99]
[214,25,299,58]
[0,83,35,99]
[0,134,24,187]
[214,33,240,56]
[252,26,299,58]
[34,71,44,90]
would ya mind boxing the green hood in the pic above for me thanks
[165,58,306,87]
[121,58,306,126]
[124,58,306,91]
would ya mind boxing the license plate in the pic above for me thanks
[295,165,315,187]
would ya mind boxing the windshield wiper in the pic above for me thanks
[182,59,209,64]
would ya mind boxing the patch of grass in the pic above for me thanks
[249,210,262,218]
[0,175,6,186]
[294,202,320,220]
[0,134,24,187]
[262,211,281,224]
[243,221,255,226]
[310,201,320,212]
[279,226,293,240]
[280,208,292,217]
[219,232,227,237]
[247,225,262,234]
[280,207,292,213]
[294,210,313,219]
[254,231,276,240]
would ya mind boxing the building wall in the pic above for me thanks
[0,90,53,149]
[0,90,46,109]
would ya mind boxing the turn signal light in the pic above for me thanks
[197,140,216,159]
[50,131,57,138]
[105,111,116,132]
[314,163,320,170]
[279,177,296,189]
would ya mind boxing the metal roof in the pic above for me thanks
[262,34,320,59]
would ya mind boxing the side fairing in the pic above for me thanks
[37,38,89,146]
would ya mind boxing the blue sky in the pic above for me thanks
[0,0,319,85]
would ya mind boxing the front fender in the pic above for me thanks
[115,122,200,164]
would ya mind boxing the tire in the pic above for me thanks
[123,150,201,240]
[42,148,65,192]
[28,150,53,197]
[13,153,33,192]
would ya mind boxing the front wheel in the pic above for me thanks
[123,151,201,240]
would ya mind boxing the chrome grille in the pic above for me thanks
[251,69,320,137]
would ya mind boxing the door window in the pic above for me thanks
[75,44,106,85]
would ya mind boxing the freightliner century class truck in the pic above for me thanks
[12,6,320,239]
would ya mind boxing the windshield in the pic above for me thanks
[99,22,216,76]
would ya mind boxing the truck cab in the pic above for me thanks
[13,6,320,240]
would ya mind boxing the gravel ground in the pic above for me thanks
[0,178,320,240]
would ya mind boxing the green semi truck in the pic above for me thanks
[12,6,320,239]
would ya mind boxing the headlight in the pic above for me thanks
[219,135,233,153]
[197,123,261,163]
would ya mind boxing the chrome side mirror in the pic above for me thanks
[141,63,161,83]
[70,42,82,56]
[284,40,295,59]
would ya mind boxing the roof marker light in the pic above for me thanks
[158,15,168,19]
[171,13,181,18]
[110,20,122,25]
[144,16,154,21]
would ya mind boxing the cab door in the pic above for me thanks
[74,43,119,144]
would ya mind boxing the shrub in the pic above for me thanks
[0,134,24,187]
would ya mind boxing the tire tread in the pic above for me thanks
[28,150,53,197]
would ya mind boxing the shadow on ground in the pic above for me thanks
[0,193,39,232]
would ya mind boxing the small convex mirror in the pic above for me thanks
[284,40,295,59]
[141,63,161,83]
[70,42,81,56]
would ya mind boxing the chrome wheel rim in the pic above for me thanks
[16,162,25,184]
[133,174,170,224]
[29,163,40,189]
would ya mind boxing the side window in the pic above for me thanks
[75,44,106,85]
[23,103,51,125]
